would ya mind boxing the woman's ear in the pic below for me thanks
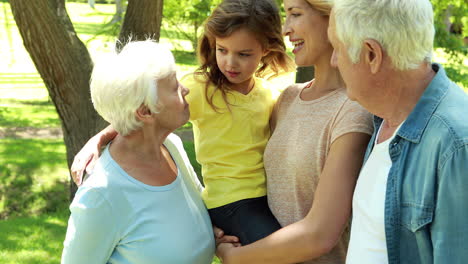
[263,49,271,57]
[135,104,152,122]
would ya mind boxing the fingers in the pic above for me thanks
[217,235,239,244]
[213,226,224,238]
[71,153,93,186]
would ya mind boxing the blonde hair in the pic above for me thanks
[306,0,333,15]
[333,0,434,70]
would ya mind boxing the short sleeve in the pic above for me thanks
[331,99,374,144]
[180,73,205,122]
[166,133,204,193]
[61,187,118,264]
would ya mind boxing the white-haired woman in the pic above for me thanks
[61,41,218,263]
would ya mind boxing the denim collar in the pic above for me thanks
[373,64,450,144]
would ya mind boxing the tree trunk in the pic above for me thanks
[9,0,107,199]
[118,0,163,50]
[295,66,315,83]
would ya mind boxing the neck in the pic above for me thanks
[112,124,171,163]
[372,63,435,127]
[230,77,255,95]
[313,55,344,91]
[300,54,344,100]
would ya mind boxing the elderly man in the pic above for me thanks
[328,0,468,263]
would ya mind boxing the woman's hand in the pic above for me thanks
[70,136,102,186]
[216,242,239,263]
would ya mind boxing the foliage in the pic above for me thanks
[431,0,467,64]
[163,0,221,51]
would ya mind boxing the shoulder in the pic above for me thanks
[277,82,306,104]
[71,184,111,215]
[165,133,185,152]
[78,148,131,207]
[329,90,373,137]
[338,91,371,117]
[180,73,208,90]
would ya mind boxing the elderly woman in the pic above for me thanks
[61,41,216,263]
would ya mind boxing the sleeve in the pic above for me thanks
[432,144,468,263]
[167,133,204,193]
[180,73,204,122]
[330,99,374,144]
[61,187,118,264]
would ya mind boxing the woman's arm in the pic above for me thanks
[217,132,371,264]
[71,125,117,185]
[61,188,118,264]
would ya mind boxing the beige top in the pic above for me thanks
[264,82,373,264]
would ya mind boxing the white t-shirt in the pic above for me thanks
[346,121,402,264]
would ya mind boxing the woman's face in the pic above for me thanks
[283,0,332,67]
[153,72,190,130]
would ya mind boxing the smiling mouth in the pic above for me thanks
[291,40,305,54]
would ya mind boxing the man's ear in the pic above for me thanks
[135,104,152,122]
[362,39,383,74]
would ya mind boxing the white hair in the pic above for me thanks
[90,40,176,136]
[332,0,435,70]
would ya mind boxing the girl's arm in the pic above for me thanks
[217,132,371,264]
[71,125,117,185]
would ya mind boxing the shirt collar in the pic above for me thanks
[373,64,451,143]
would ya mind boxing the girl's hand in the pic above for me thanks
[213,226,241,247]
[70,136,102,186]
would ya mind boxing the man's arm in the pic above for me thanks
[432,144,468,263]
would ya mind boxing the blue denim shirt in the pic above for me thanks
[363,64,468,264]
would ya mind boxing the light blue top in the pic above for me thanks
[61,133,215,264]
[363,64,468,264]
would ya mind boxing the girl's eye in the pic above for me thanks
[217,48,226,53]
[239,53,251,57]
[291,13,300,17]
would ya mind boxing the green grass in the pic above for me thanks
[0,139,69,219]
[0,211,68,264]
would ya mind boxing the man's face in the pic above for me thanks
[328,11,367,102]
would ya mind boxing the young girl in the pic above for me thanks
[71,0,294,245]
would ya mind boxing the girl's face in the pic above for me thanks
[283,0,332,67]
[215,28,268,89]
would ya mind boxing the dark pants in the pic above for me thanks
[208,196,281,245]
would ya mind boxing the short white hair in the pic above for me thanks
[333,0,435,70]
[90,40,176,136]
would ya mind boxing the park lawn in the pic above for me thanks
[0,210,68,264]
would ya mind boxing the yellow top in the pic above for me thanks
[181,73,279,209]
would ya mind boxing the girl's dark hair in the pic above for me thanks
[196,0,295,111]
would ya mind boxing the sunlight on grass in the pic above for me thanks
[0,99,59,128]
[0,211,68,264]
[0,139,69,218]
